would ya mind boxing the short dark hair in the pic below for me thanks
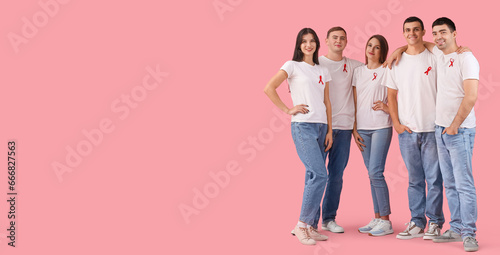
[365,35,389,64]
[326,26,347,38]
[403,16,424,32]
[292,28,320,65]
[432,17,456,32]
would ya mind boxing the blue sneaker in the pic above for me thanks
[358,218,380,233]
[369,219,394,236]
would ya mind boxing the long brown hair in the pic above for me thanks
[364,35,389,64]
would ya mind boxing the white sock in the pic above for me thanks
[307,224,312,229]
[297,221,307,228]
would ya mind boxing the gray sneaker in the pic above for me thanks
[433,229,462,243]
[463,236,479,252]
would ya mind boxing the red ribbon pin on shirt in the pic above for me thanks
[449,58,454,67]
[424,66,432,75]
[343,64,347,73]
[319,75,324,85]
[372,73,377,81]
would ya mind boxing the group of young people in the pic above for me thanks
[263,16,480,252]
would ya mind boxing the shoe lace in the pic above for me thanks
[427,223,438,233]
[300,227,311,239]
[403,222,414,232]
[308,227,319,236]
[464,237,478,244]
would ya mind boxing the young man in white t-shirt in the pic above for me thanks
[382,16,444,240]
[428,17,480,252]
[319,27,364,233]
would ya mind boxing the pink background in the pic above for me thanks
[1,0,499,254]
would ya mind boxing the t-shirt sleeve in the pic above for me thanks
[280,61,294,78]
[382,67,397,90]
[322,66,332,83]
[379,67,388,87]
[352,59,364,69]
[461,53,480,81]
[352,67,360,87]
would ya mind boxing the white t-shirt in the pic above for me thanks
[382,48,437,132]
[433,46,480,128]
[281,60,332,124]
[319,56,364,130]
[352,65,392,130]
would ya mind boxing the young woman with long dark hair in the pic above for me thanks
[264,28,333,245]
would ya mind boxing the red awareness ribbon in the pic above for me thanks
[372,73,377,81]
[319,75,324,85]
[449,58,454,67]
[424,66,432,75]
[343,64,347,73]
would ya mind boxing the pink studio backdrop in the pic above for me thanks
[1,0,498,254]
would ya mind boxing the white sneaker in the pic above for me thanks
[322,221,344,233]
[292,225,316,245]
[291,227,328,241]
[358,218,381,233]
[463,236,479,252]
[369,219,394,236]
[396,222,425,240]
[433,229,462,243]
[423,222,441,240]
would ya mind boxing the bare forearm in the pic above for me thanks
[449,96,476,128]
[264,87,289,113]
[423,41,435,52]
[449,80,479,128]
[387,91,400,127]
[325,82,332,131]
[353,87,358,132]
[264,71,290,113]
[326,104,332,131]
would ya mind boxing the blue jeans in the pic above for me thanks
[398,131,444,229]
[291,122,328,228]
[322,129,351,224]
[358,128,392,216]
[435,126,477,238]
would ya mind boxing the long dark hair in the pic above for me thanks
[364,35,389,64]
[292,28,320,65]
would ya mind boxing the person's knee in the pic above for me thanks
[368,169,384,181]
[455,180,476,194]
[313,169,328,183]
[426,172,443,187]
[408,175,425,187]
